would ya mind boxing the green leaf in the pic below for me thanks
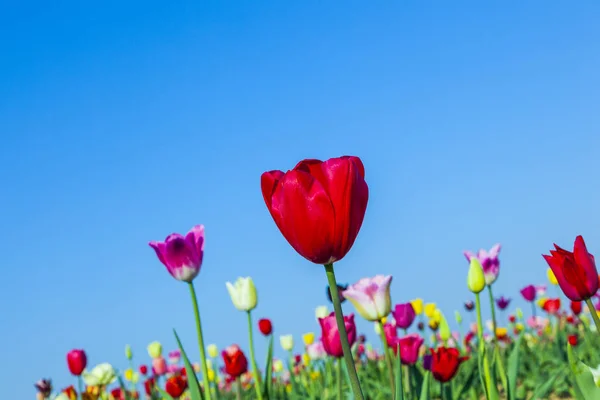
[262,335,274,399]
[529,366,565,399]
[567,343,600,400]
[174,329,205,400]
[419,371,430,400]
[117,375,132,400]
[452,359,477,400]
[156,387,176,400]
[394,351,404,400]
[493,346,508,398]
[506,335,522,400]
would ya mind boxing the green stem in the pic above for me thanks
[189,282,213,400]
[236,376,242,400]
[585,298,600,333]
[128,360,136,392]
[337,358,343,400]
[475,292,494,398]
[487,286,498,343]
[77,376,83,400]
[324,263,365,400]
[404,365,411,397]
[377,320,396,393]
[246,311,264,400]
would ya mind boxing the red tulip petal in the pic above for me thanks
[573,235,598,295]
[543,254,585,301]
[261,170,285,209]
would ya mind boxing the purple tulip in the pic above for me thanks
[464,243,501,285]
[149,225,205,282]
[392,303,416,330]
[495,296,511,310]
[520,285,537,302]
[464,301,475,311]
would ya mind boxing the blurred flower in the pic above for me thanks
[515,308,524,320]
[151,357,167,376]
[464,243,501,285]
[226,277,258,311]
[280,335,294,351]
[515,323,524,333]
[464,301,474,311]
[306,341,326,360]
[568,334,578,346]
[429,347,469,383]
[495,296,511,310]
[520,285,537,302]
[438,314,451,341]
[258,318,273,336]
[542,298,561,314]
[147,341,162,359]
[537,297,548,309]
[527,316,549,330]
[315,305,330,320]
[391,334,424,365]
[66,349,87,376]
[343,275,392,322]
[319,312,357,358]
[326,284,348,304]
[165,375,188,398]
[124,345,133,361]
[543,236,598,301]
[571,301,583,315]
[417,321,425,331]
[168,350,181,365]
[273,359,284,373]
[207,344,219,359]
[466,258,486,293]
[410,298,424,315]
[547,268,558,285]
[61,386,77,400]
[124,368,133,381]
[392,303,416,330]
[302,332,315,346]
[82,363,117,386]
[428,319,439,331]
[149,225,205,282]
[454,311,462,325]
[143,378,156,396]
[383,322,398,345]
[207,368,216,382]
[424,303,437,318]
[34,379,52,398]
[495,327,508,340]
[139,365,148,376]
[261,156,368,264]
[222,345,248,378]
[302,353,310,366]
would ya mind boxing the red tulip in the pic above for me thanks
[543,235,598,301]
[429,347,468,383]
[222,345,248,378]
[542,298,561,314]
[66,349,87,376]
[62,386,77,400]
[570,301,582,316]
[261,156,369,265]
[568,334,578,346]
[143,378,156,396]
[508,315,516,323]
[165,375,188,398]
[258,318,273,336]
[139,365,148,375]
[318,312,357,358]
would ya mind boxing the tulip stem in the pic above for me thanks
[246,310,264,400]
[585,298,600,334]
[236,376,242,400]
[188,282,213,400]
[337,358,343,400]
[324,263,365,400]
[377,320,395,394]
[475,292,493,398]
[487,286,498,343]
[77,376,83,400]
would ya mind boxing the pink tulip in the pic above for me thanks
[152,357,168,376]
[342,275,393,322]
[318,312,357,358]
[464,244,501,285]
[149,225,205,282]
[383,322,398,345]
[306,341,327,360]
[168,350,181,365]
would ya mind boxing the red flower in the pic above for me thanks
[542,298,561,314]
[571,301,582,315]
[258,318,273,336]
[143,378,156,396]
[543,235,598,301]
[429,347,469,383]
[165,375,187,398]
[62,386,77,400]
[508,315,516,323]
[568,334,578,346]
[222,345,248,378]
[319,312,357,358]
[261,156,369,265]
[66,349,87,376]
[139,364,148,375]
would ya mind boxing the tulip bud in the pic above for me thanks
[439,314,451,341]
[226,277,258,312]
[467,258,486,293]
[454,310,462,325]
[124,369,133,381]
[207,344,218,359]
[125,345,133,361]
[516,307,523,320]
[280,335,294,351]
[302,332,315,346]
[410,298,424,315]
[147,341,162,359]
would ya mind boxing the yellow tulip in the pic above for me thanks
[302,353,310,366]
[207,344,218,359]
[428,319,439,331]
[424,303,437,318]
[302,332,315,346]
[432,309,442,323]
[537,297,548,308]
[495,327,508,339]
[124,369,133,381]
[411,298,424,315]
[208,369,215,382]
[280,335,294,351]
[286,384,292,393]
[547,268,558,285]
[310,371,321,381]
[515,323,524,333]
[381,316,388,324]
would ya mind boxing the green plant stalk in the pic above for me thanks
[475,292,494,399]
[246,311,264,400]
[77,376,83,400]
[235,377,242,400]
[377,320,396,393]
[324,263,365,400]
[487,286,498,343]
[585,298,600,334]
[129,359,136,392]
[188,282,213,400]
[337,358,343,400]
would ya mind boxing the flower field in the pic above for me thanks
[36,156,600,400]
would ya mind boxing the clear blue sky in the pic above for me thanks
[2,1,600,397]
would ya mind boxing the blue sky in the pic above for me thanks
[1,1,600,397]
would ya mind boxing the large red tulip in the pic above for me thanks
[261,156,368,265]
[543,236,598,301]
[66,349,87,376]
[429,347,468,383]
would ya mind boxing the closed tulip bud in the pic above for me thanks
[515,323,524,333]
[148,225,205,282]
[147,341,162,359]
[280,335,294,351]
[207,344,218,359]
[424,303,437,318]
[374,322,382,335]
[125,345,133,361]
[66,349,87,376]
[302,332,315,346]
[467,258,486,293]
[207,369,215,382]
[439,314,451,341]
[515,308,523,320]
[454,311,462,325]
[226,277,258,311]
[411,298,424,315]
[315,305,329,320]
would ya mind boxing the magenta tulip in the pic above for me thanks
[520,285,537,302]
[391,303,416,330]
[383,322,398,345]
[318,312,357,358]
[149,225,205,282]
[391,334,424,365]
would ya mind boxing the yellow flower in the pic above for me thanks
[208,369,215,382]
[226,277,258,311]
[467,258,486,293]
[547,268,558,285]
[515,323,524,333]
[537,297,548,308]
[411,298,424,315]
[428,319,439,331]
[286,384,292,393]
[495,327,508,339]
[280,335,294,351]
[424,303,437,318]
[310,371,321,380]
[381,316,388,324]
[273,359,284,373]
[302,332,315,346]
[432,309,442,323]
[124,368,133,381]
[147,341,162,359]
[207,344,218,359]
[302,353,310,366]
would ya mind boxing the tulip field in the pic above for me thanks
[37,157,600,400]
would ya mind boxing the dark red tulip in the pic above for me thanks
[222,345,248,378]
[566,315,576,325]
[543,235,598,301]
[542,298,561,314]
[464,301,475,311]
[568,334,578,346]
[165,375,187,398]
[66,349,87,376]
[520,285,537,302]
[429,347,468,383]
[571,301,582,316]
[139,365,148,375]
[261,156,369,265]
[258,318,273,336]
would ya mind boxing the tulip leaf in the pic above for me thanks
[506,334,522,400]
[394,351,404,400]
[452,359,477,400]
[567,343,600,400]
[529,366,565,399]
[156,387,176,400]
[174,329,205,400]
[262,335,274,399]
[419,371,430,400]
[493,345,508,398]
